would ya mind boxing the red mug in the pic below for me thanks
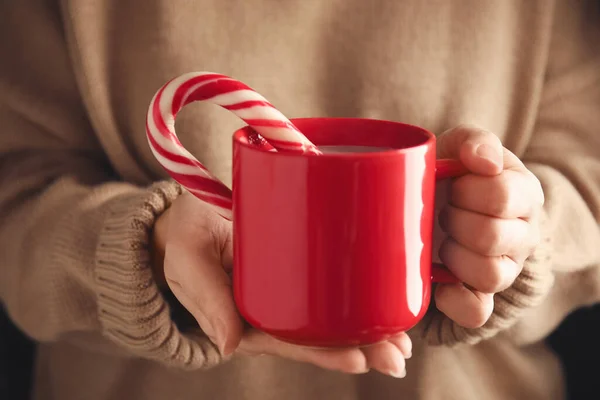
[233,118,466,347]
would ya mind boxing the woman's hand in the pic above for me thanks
[434,125,544,328]
[151,191,412,377]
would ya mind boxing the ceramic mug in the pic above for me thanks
[232,118,466,347]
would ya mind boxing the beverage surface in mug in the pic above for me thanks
[319,145,393,154]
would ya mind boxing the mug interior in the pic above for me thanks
[233,117,434,156]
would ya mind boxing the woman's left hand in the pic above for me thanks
[434,124,545,328]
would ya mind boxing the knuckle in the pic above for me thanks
[440,123,483,145]
[479,259,507,293]
[475,221,506,255]
[452,123,476,134]
[461,124,501,143]
[190,212,231,255]
[527,171,545,207]
[468,309,490,329]
[487,174,514,217]
[467,296,494,328]
[454,123,485,134]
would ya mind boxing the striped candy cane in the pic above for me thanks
[146,72,321,220]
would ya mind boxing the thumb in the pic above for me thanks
[437,124,504,176]
[165,216,242,356]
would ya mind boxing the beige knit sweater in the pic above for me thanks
[1,0,600,399]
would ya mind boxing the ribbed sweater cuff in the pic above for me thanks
[94,181,222,369]
[420,211,555,346]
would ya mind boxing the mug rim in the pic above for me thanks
[232,117,436,159]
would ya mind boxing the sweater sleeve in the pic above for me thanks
[421,0,600,346]
[0,1,221,369]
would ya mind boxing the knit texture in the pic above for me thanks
[1,0,599,399]
[94,181,223,369]
[421,212,555,346]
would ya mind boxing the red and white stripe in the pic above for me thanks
[146,72,320,220]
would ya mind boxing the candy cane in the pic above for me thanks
[146,72,321,220]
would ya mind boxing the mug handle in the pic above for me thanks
[430,159,469,284]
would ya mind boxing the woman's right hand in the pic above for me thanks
[152,191,412,377]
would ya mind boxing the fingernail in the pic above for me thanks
[475,143,502,169]
[390,368,407,379]
[405,351,412,359]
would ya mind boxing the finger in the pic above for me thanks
[439,238,522,293]
[238,331,368,374]
[437,124,504,176]
[164,220,241,356]
[439,205,536,257]
[362,341,406,378]
[387,333,412,359]
[502,149,545,206]
[435,284,494,329]
[450,169,544,219]
[167,281,226,350]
